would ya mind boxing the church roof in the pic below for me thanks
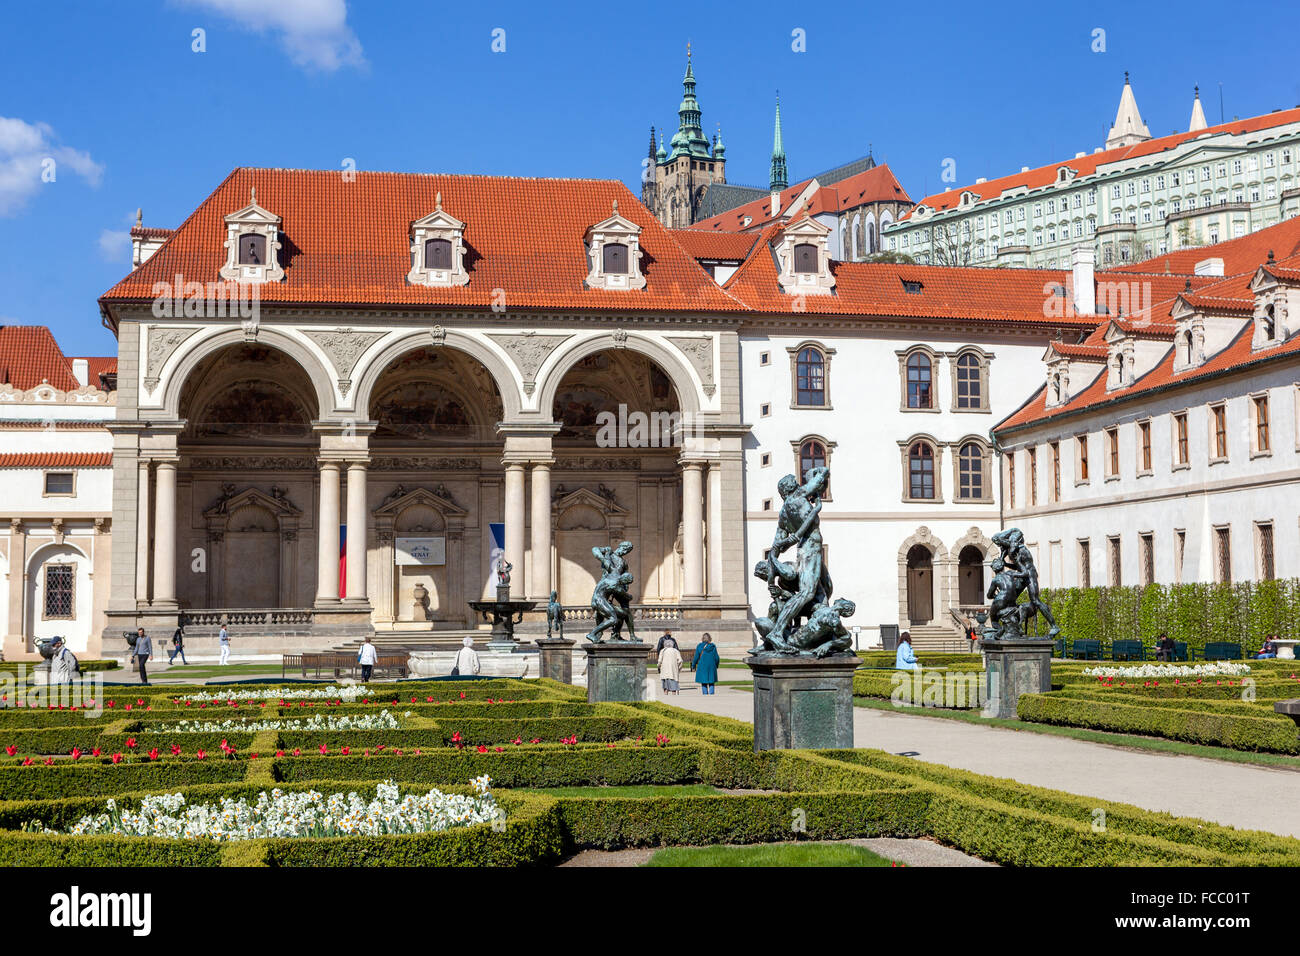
[689,164,910,233]
[101,168,749,315]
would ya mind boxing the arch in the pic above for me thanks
[865,218,876,255]
[898,345,938,410]
[159,328,335,421]
[352,330,523,421]
[536,332,703,419]
[25,542,92,653]
[896,528,949,628]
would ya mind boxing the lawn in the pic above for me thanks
[644,842,894,867]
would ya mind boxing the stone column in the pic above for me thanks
[503,463,526,594]
[4,520,27,656]
[152,459,178,606]
[135,460,151,604]
[706,461,722,598]
[680,460,705,600]
[344,459,368,603]
[529,460,552,600]
[316,461,341,604]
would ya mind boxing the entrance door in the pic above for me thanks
[958,545,985,607]
[906,545,933,623]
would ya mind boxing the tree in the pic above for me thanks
[927,220,976,266]
[861,251,916,264]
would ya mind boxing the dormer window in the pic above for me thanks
[585,199,646,291]
[902,280,923,294]
[774,216,835,296]
[1181,329,1195,366]
[219,185,285,283]
[408,192,470,287]
[793,243,818,273]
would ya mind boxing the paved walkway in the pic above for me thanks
[660,682,1300,839]
[558,837,992,867]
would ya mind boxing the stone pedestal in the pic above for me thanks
[1272,640,1298,660]
[746,653,860,752]
[536,637,576,684]
[584,641,649,703]
[982,638,1053,719]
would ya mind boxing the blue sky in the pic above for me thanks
[2,0,1297,356]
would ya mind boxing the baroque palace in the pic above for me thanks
[5,86,1300,660]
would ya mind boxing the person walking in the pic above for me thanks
[168,624,188,665]
[218,623,231,666]
[655,630,676,655]
[658,638,683,695]
[453,636,481,676]
[132,627,153,685]
[895,631,918,670]
[49,636,77,685]
[691,632,719,695]
[358,635,378,681]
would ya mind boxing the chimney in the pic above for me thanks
[71,359,88,388]
[1071,246,1096,316]
[771,190,780,218]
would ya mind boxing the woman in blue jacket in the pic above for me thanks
[691,633,720,694]
[895,631,918,670]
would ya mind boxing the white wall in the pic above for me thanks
[25,543,93,652]
[739,326,1051,633]
[1002,362,1300,587]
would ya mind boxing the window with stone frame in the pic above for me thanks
[1078,539,1091,588]
[1174,529,1186,583]
[951,348,991,412]
[955,440,991,502]
[901,438,940,501]
[1137,420,1153,474]
[1140,532,1155,586]
[1106,427,1120,478]
[793,243,818,273]
[1108,535,1122,587]
[424,237,453,271]
[1173,412,1190,467]
[1210,403,1228,461]
[1252,394,1271,455]
[795,347,825,406]
[1256,522,1275,581]
[43,563,74,620]
[1214,526,1232,583]
[902,349,935,410]
[602,242,629,275]
[1076,434,1089,483]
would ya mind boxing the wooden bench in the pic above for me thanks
[281,650,410,680]
[1067,639,1102,660]
[1203,642,1243,661]
[1111,639,1145,661]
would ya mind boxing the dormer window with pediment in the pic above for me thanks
[1249,260,1296,351]
[219,186,284,283]
[584,200,646,291]
[1105,340,1134,392]
[774,215,835,296]
[408,192,470,287]
[1046,361,1070,408]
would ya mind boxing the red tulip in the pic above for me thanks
[70,748,82,760]
[92,748,101,757]
[319,744,328,755]
[147,748,159,761]
[3,745,14,757]
[477,745,488,753]
[171,745,182,756]
[292,748,301,756]
[21,758,33,766]
[341,746,350,755]
[126,738,137,749]
[195,750,207,760]
[111,753,122,764]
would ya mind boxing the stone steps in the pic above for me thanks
[907,625,972,654]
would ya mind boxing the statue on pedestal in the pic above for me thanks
[546,590,563,639]
[496,558,512,589]
[586,541,637,643]
[751,467,853,658]
[981,527,1059,641]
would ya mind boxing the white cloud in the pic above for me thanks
[0,117,104,217]
[179,0,364,71]
[98,229,132,263]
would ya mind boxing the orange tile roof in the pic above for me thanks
[101,169,747,315]
[996,250,1300,434]
[0,453,113,468]
[903,108,1300,220]
[668,229,760,260]
[1110,214,1300,277]
[0,327,79,391]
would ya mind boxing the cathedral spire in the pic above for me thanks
[1189,84,1208,132]
[769,92,788,191]
[669,41,712,159]
[1105,71,1151,149]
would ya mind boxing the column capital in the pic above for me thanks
[498,421,560,464]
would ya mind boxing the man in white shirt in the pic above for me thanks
[358,636,378,681]
[218,624,231,665]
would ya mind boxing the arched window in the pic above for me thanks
[1182,330,1194,365]
[908,441,936,499]
[238,233,266,265]
[1263,304,1276,341]
[799,438,826,484]
[794,243,818,273]
[957,441,985,500]
[906,352,933,408]
[602,242,629,274]
[424,238,452,270]
[796,347,825,406]
[955,352,983,409]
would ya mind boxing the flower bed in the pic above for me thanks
[1081,661,1253,679]
[146,711,402,734]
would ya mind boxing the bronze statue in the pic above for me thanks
[751,467,855,658]
[982,528,1059,641]
[586,541,638,643]
[546,589,563,639]
[496,558,512,589]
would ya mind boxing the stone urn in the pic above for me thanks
[412,583,429,621]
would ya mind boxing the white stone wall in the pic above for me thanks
[1001,362,1300,587]
[739,326,1050,637]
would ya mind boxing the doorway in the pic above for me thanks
[958,545,985,607]
[906,544,933,623]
